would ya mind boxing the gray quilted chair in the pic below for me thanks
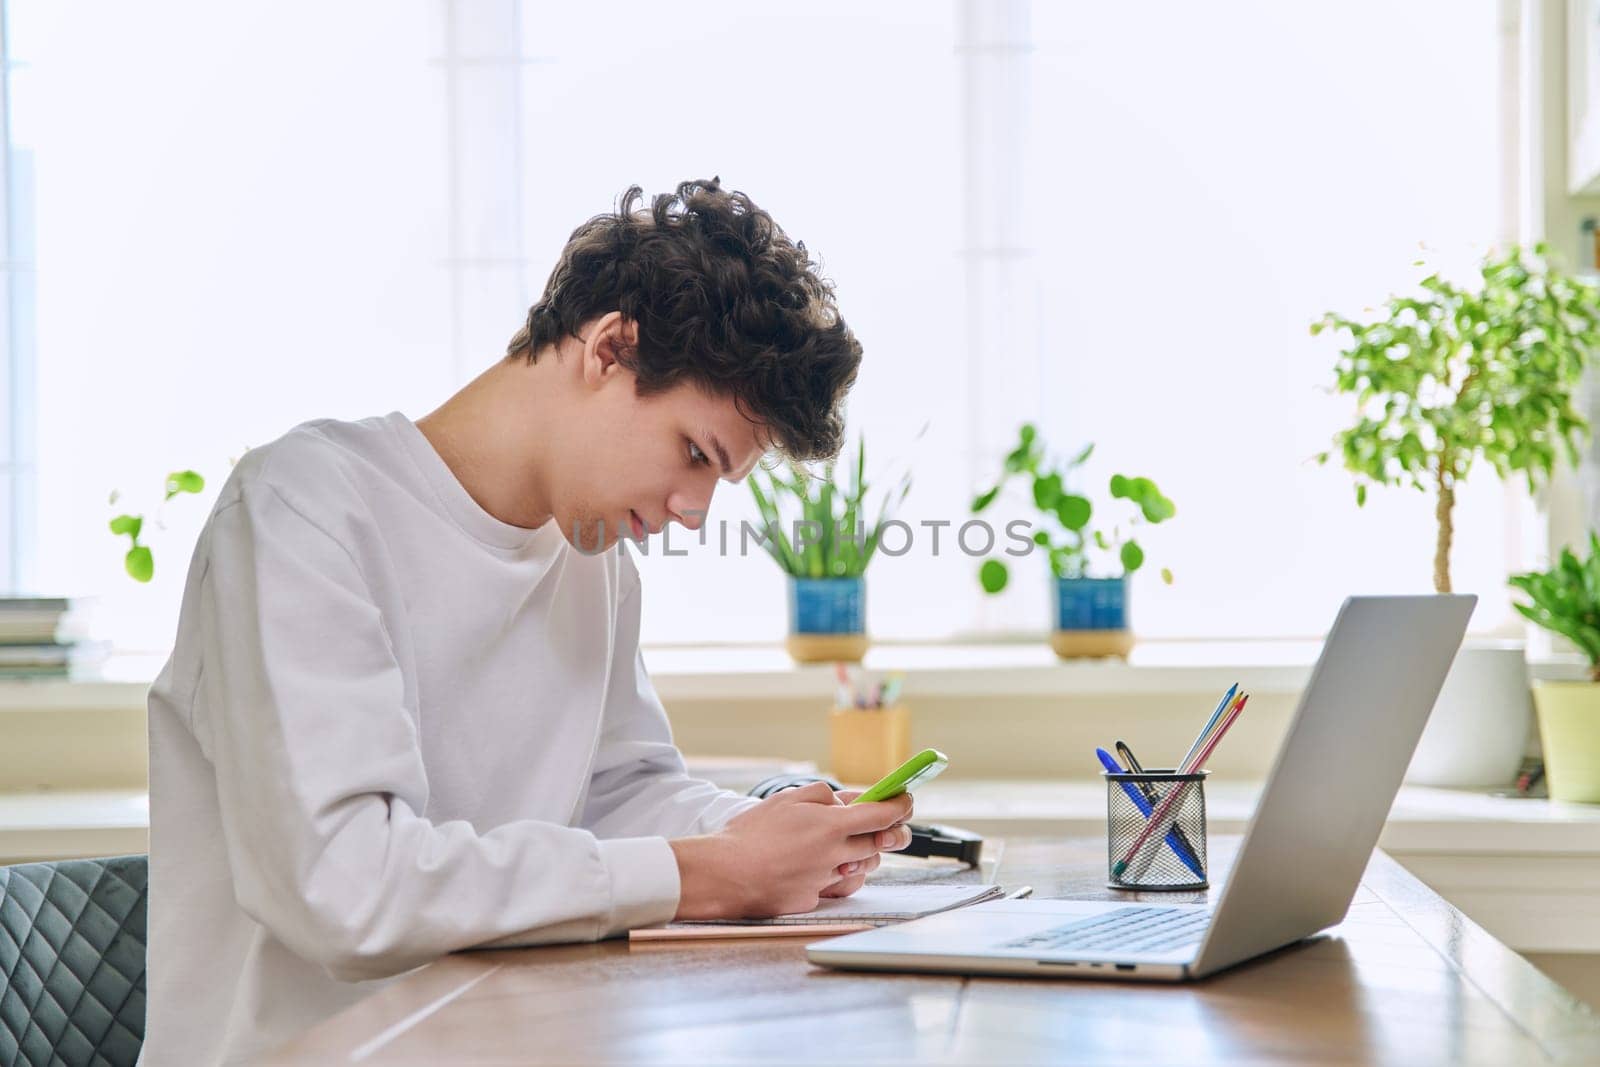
[0,855,147,1067]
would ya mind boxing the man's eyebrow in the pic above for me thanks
[708,433,732,477]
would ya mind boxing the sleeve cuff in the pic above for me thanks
[596,835,681,934]
[704,793,761,832]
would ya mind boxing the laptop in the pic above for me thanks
[807,594,1477,982]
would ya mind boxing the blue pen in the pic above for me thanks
[1096,747,1206,880]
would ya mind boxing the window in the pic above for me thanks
[25,1,1522,651]
[521,1,1521,645]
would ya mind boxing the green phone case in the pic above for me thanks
[850,748,949,803]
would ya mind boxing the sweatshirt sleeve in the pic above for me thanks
[192,479,680,982]
[577,557,760,840]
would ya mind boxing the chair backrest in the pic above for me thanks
[0,854,147,1067]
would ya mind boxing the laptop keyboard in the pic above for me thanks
[999,906,1209,955]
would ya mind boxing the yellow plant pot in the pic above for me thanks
[1049,629,1134,660]
[1532,680,1600,803]
[829,703,911,786]
[786,633,869,663]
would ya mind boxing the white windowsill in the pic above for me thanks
[1,638,1594,709]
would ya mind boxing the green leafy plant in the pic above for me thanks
[1314,244,1600,593]
[1509,533,1600,682]
[108,469,207,583]
[746,434,911,579]
[970,423,1175,594]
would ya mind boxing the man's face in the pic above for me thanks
[550,369,770,554]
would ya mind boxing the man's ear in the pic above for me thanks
[580,311,640,388]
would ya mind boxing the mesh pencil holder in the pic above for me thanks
[1104,769,1209,891]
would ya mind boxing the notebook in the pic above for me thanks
[676,884,1006,927]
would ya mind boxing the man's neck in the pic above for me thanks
[415,357,554,530]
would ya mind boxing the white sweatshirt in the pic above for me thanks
[140,411,758,1065]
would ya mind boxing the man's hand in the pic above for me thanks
[819,789,906,899]
[668,782,914,920]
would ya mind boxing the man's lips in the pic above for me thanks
[629,510,646,539]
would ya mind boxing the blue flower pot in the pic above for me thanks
[1050,576,1133,660]
[789,576,865,633]
[786,576,868,663]
[1054,576,1127,630]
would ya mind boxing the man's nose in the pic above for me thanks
[668,484,715,530]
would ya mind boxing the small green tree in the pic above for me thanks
[1313,244,1600,593]
[969,423,1175,594]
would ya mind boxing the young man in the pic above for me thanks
[141,179,913,1064]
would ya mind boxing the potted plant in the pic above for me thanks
[747,435,910,664]
[1509,534,1600,802]
[1313,244,1600,786]
[971,423,1175,660]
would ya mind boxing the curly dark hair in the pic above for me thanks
[507,177,862,463]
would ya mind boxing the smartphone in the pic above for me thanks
[849,748,949,804]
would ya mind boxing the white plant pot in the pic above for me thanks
[1404,642,1533,788]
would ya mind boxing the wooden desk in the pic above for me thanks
[264,837,1600,1065]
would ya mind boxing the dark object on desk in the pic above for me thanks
[746,773,984,867]
[894,822,984,867]
[748,772,847,799]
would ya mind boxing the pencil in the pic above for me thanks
[1179,685,1240,770]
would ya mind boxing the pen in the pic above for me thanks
[1114,740,1142,774]
[1096,747,1205,880]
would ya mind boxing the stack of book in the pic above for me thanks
[0,596,108,678]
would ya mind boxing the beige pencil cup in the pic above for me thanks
[829,703,912,786]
